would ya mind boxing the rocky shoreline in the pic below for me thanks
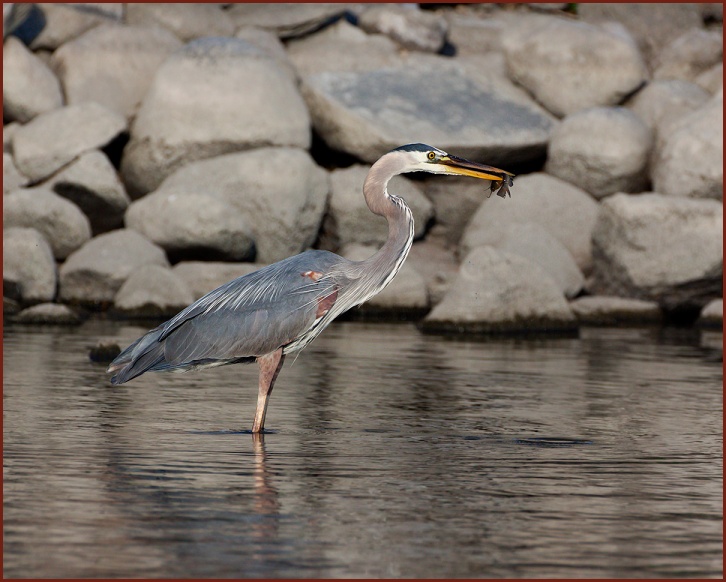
[3,3,723,333]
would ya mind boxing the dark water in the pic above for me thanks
[3,320,723,578]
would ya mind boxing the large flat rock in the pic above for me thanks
[301,59,555,165]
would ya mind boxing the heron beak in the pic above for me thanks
[438,155,515,198]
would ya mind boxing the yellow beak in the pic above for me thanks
[438,155,515,198]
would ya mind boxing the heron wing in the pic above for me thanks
[109,251,348,383]
[160,250,346,363]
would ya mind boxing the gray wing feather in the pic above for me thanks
[109,250,347,384]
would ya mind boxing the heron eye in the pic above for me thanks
[427,151,436,160]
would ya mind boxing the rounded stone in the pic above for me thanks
[113,264,194,318]
[545,107,653,199]
[120,38,311,196]
[3,227,57,304]
[59,229,170,306]
[50,23,182,119]
[4,187,92,259]
[590,193,723,310]
[3,36,63,122]
[423,246,576,334]
[460,173,599,274]
[125,190,255,263]
[502,15,647,117]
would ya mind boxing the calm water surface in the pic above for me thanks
[3,320,723,578]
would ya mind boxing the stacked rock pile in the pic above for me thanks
[3,3,723,332]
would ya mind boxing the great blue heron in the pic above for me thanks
[108,144,514,432]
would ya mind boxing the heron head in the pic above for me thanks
[391,143,514,197]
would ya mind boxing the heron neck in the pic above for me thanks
[360,161,415,290]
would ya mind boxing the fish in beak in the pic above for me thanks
[439,155,515,198]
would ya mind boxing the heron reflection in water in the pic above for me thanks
[108,144,514,432]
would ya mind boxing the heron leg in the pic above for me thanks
[252,348,285,433]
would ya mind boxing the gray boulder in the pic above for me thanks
[172,261,264,301]
[652,97,723,201]
[422,246,576,334]
[654,29,723,84]
[113,264,194,319]
[340,243,429,317]
[496,223,584,299]
[3,152,28,193]
[125,3,234,41]
[3,227,57,304]
[50,24,182,119]
[545,107,653,199]
[4,187,91,259]
[42,150,130,235]
[225,3,352,39]
[578,3,703,68]
[301,57,555,165]
[698,298,723,328]
[59,228,169,306]
[460,173,600,274]
[570,296,662,325]
[121,38,310,196]
[29,3,118,50]
[323,165,432,249]
[590,193,723,310]
[125,190,255,262]
[152,147,328,264]
[12,102,127,182]
[357,4,447,53]
[627,79,711,141]
[287,19,401,76]
[502,14,647,117]
[15,302,82,325]
[3,36,63,122]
